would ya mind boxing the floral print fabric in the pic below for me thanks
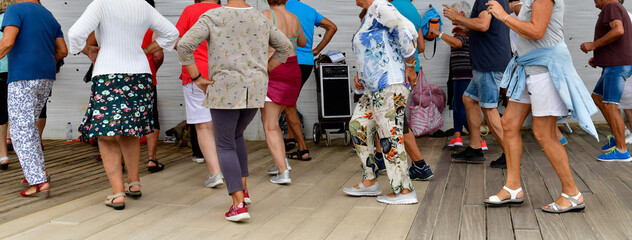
[79,74,154,138]
[177,7,293,109]
[349,84,414,194]
[352,0,418,94]
[8,79,53,185]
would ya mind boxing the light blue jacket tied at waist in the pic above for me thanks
[500,42,599,140]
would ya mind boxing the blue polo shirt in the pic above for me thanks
[286,0,324,66]
[1,2,63,83]
[390,0,422,72]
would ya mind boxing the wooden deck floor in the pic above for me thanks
[1,124,632,239]
[409,125,632,240]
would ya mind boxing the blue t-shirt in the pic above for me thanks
[469,0,511,72]
[286,0,324,66]
[1,2,63,83]
[390,0,422,72]
[0,13,7,74]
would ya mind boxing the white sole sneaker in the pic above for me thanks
[225,212,250,222]
[244,197,252,205]
[342,182,382,196]
[192,157,205,164]
[376,191,419,205]
[267,158,292,175]
[205,174,224,188]
[270,170,292,185]
[448,142,463,147]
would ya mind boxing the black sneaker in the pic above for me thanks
[451,146,485,162]
[409,163,433,181]
[490,153,506,169]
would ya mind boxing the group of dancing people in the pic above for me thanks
[2,0,630,222]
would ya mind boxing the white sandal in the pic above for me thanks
[542,192,585,213]
[484,186,524,205]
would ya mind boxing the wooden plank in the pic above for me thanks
[325,206,384,240]
[559,212,598,240]
[514,229,543,240]
[463,164,484,206]
[534,210,571,240]
[406,150,451,240]
[366,204,419,240]
[583,179,632,239]
[433,163,467,240]
[459,205,485,240]
[581,193,628,240]
[486,207,514,240]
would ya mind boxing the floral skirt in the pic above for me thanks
[79,73,154,138]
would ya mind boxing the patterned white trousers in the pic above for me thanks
[8,79,54,185]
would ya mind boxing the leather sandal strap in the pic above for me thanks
[107,192,126,201]
[561,192,580,207]
[126,181,141,191]
[502,186,522,199]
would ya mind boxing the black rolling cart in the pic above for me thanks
[312,63,353,146]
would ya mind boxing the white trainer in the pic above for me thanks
[343,182,382,196]
[192,156,205,164]
[376,191,418,205]
[205,173,224,188]
[270,169,292,185]
[267,158,292,175]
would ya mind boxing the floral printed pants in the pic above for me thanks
[349,84,414,194]
[8,79,54,185]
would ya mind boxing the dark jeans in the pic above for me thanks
[210,108,258,195]
[453,80,471,133]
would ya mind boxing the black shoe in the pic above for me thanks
[490,153,506,169]
[451,146,485,162]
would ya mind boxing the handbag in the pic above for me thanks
[409,70,445,137]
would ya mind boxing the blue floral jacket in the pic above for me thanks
[352,0,418,94]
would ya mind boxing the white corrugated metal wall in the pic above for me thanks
[39,0,624,140]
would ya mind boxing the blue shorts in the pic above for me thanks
[593,65,632,104]
[463,70,502,108]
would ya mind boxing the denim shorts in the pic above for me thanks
[593,65,632,104]
[463,70,502,108]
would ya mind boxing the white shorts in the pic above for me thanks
[619,79,632,109]
[182,82,212,124]
[510,72,569,117]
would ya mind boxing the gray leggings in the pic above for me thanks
[210,108,258,195]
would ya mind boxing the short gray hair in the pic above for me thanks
[451,1,471,17]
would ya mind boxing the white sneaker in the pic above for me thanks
[192,156,205,164]
[205,173,224,188]
[270,170,292,185]
[343,182,382,196]
[376,191,418,205]
[267,158,292,175]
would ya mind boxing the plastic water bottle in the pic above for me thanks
[65,122,73,141]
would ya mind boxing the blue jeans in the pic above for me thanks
[463,70,502,108]
[453,80,470,133]
[593,65,632,104]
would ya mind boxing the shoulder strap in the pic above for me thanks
[271,10,276,25]
[423,39,437,60]
[296,15,300,37]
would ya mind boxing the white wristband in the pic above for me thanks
[438,32,444,39]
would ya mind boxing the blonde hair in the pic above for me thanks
[0,0,15,14]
